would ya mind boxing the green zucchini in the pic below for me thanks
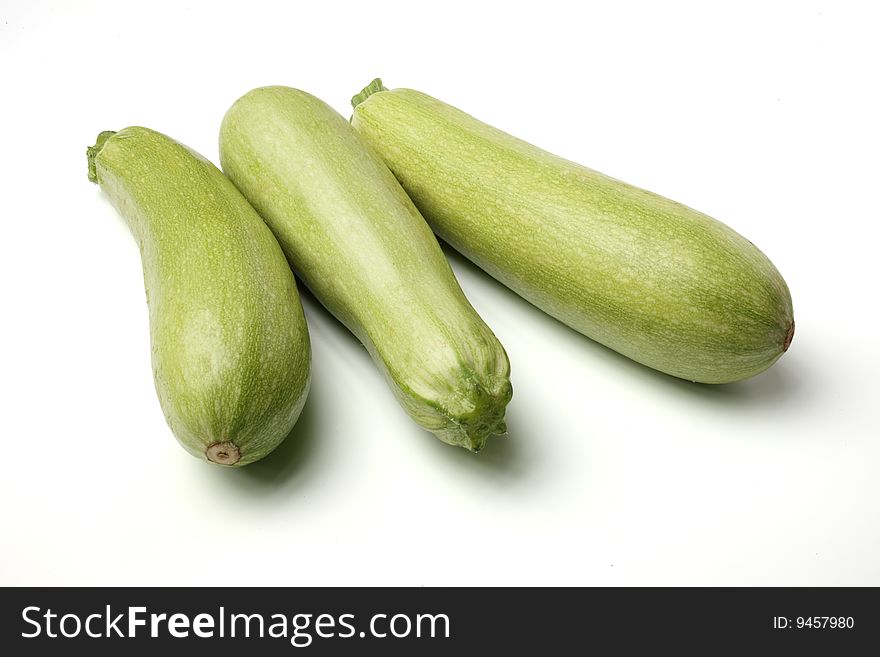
[351,79,795,384]
[87,127,311,466]
[219,87,511,451]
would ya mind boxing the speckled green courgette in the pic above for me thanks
[220,87,511,451]
[88,127,311,465]
[350,79,794,384]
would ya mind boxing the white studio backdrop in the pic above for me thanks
[0,0,877,585]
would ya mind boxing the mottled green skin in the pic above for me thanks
[219,87,511,450]
[351,82,794,384]
[89,127,311,465]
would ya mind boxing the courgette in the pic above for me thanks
[88,127,311,465]
[219,87,511,451]
[351,79,794,384]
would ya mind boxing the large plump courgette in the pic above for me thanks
[88,127,311,465]
[220,87,511,451]
[351,80,794,384]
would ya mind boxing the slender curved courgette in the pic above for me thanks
[220,87,511,451]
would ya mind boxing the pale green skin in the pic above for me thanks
[219,87,511,451]
[351,81,795,384]
[88,127,311,466]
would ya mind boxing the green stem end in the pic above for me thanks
[351,78,387,109]
[87,130,117,183]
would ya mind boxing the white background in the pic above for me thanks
[1,0,878,586]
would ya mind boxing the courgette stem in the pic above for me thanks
[783,320,795,352]
[86,130,117,183]
[206,441,241,466]
[351,78,387,109]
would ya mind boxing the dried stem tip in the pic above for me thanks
[206,441,241,466]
